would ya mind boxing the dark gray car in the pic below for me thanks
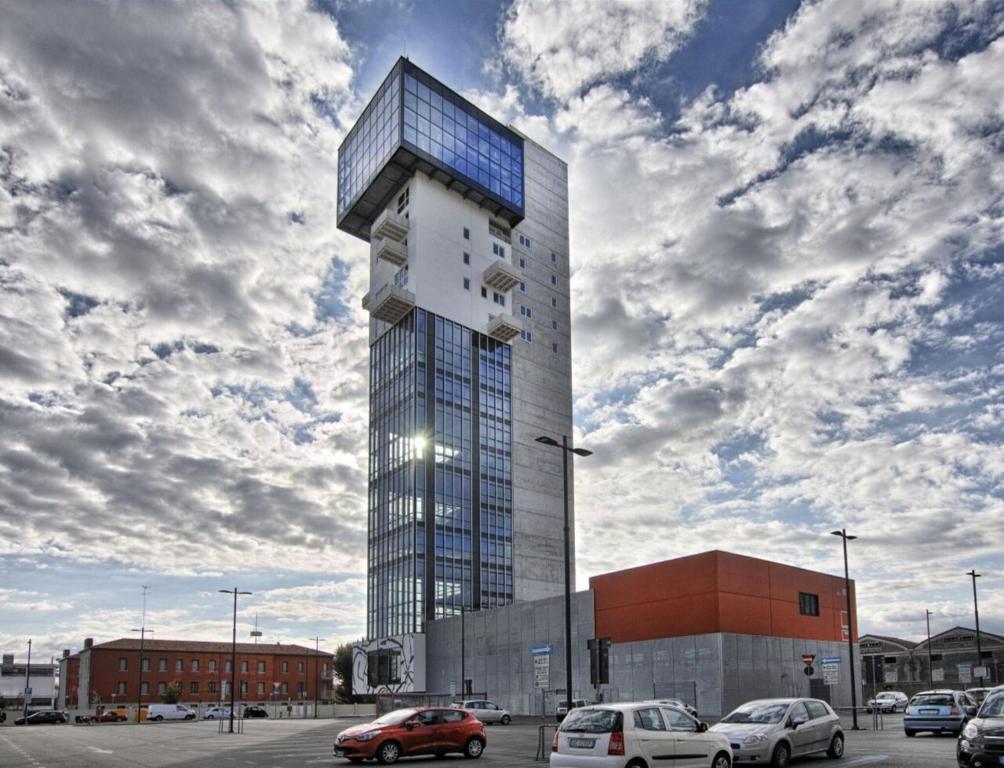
[710,698,844,767]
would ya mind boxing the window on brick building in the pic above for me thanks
[257,661,265,673]
[118,657,128,671]
[208,659,217,672]
[208,681,217,694]
[117,681,127,695]
[257,682,265,695]
[175,659,183,672]
[298,662,305,674]
[141,657,150,671]
[159,658,167,672]
[190,682,198,694]
[282,661,289,673]
[799,592,820,616]
[241,660,248,673]
[191,659,199,672]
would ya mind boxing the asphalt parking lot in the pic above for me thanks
[0,714,958,768]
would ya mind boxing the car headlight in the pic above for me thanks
[743,733,769,745]
[355,731,380,742]
[963,722,981,740]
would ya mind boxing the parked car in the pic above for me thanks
[333,707,486,764]
[905,690,977,737]
[243,705,268,718]
[146,703,196,721]
[457,699,511,725]
[711,698,844,766]
[646,698,699,718]
[866,691,909,713]
[965,688,994,706]
[14,711,67,725]
[203,706,232,719]
[81,709,127,723]
[556,699,588,722]
[958,686,1004,767]
[551,702,731,768]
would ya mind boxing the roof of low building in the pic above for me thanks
[69,638,333,657]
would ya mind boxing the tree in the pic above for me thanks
[333,643,355,703]
[160,681,182,704]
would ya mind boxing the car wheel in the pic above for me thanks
[827,733,844,759]
[771,742,790,768]
[500,714,511,725]
[377,740,401,764]
[713,750,732,768]
[152,715,163,721]
[905,729,916,737]
[464,736,485,759]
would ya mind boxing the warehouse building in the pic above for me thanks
[388,550,861,717]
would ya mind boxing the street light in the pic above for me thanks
[536,434,593,715]
[925,610,934,689]
[830,529,860,730]
[23,639,32,722]
[219,588,253,733]
[130,626,153,722]
[967,570,983,686]
[309,636,325,719]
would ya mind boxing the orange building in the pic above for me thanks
[590,550,857,645]
[58,638,334,711]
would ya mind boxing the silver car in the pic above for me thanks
[458,699,511,725]
[711,698,844,767]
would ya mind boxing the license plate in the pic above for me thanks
[569,738,596,748]
[334,749,346,757]
[920,709,939,715]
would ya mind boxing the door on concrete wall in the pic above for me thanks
[808,678,829,703]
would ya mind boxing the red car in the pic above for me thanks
[334,707,486,764]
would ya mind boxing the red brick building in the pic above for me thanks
[58,638,335,709]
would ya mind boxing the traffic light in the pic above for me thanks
[588,638,599,686]
[598,637,610,685]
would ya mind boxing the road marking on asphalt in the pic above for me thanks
[842,756,890,766]
[0,733,47,767]
[87,746,114,754]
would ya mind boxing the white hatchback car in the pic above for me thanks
[551,702,732,768]
[457,699,512,725]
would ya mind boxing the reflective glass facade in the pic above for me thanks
[402,72,523,210]
[368,309,513,639]
[337,64,402,217]
[337,59,524,240]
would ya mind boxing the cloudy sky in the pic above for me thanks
[1,0,1002,663]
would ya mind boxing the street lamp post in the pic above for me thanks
[219,588,252,734]
[23,639,32,722]
[925,610,934,689]
[536,434,592,715]
[967,570,983,686]
[460,607,465,700]
[309,636,325,719]
[130,626,153,722]
[830,529,860,730]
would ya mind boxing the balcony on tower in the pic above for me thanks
[364,282,415,325]
[373,237,407,267]
[371,209,409,242]
[486,313,522,343]
[483,259,521,293]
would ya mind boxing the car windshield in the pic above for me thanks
[372,708,418,726]
[721,702,789,724]
[912,694,954,707]
[876,694,895,700]
[559,709,621,734]
[979,694,1004,718]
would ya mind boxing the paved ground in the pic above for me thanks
[0,714,959,767]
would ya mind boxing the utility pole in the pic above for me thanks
[967,570,983,686]
[309,636,325,719]
[23,639,32,721]
[925,610,934,689]
[130,585,151,723]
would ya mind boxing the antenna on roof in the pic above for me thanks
[249,613,262,644]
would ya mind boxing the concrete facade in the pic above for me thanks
[426,591,594,716]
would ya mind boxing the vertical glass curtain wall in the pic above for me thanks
[367,309,513,639]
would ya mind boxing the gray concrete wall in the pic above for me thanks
[511,138,574,604]
[427,590,594,715]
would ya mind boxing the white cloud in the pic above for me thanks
[501,0,706,100]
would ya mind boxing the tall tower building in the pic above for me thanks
[339,59,572,694]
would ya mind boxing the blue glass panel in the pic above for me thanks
[404,91,416,111]
[417,100,430,120]
[404,108,416,128]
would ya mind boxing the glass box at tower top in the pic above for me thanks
[337,58,525,239]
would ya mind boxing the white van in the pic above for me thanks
[146,704,196,721]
